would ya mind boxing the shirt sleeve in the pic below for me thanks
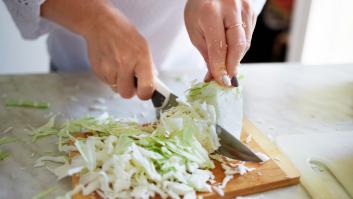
[251,0,267,16]
[3,0,55,39]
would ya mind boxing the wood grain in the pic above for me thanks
[70,118,300,198]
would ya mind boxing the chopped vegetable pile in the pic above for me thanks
[31,81,267,199]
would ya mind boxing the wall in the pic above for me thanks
[288,0,353,64]
[0,1,49,74]
[302,0,353,64]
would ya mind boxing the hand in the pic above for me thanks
[84,7,155,100]
[185,0,258,86]
[41,0,155,100]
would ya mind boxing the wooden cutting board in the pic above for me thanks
[71,118,300,199]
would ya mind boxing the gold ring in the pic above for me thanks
[226,23,245,30]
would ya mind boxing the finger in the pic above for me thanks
[224,5,247,78]
[187,25,215,84]
[117,64,135,99]
[240,12,258,60]
[102,61,117,86]
[200,5,229,86]
[135,57,155,100]
[192,34,216,83]
[111,83,119,93]
[204,72,213,82]
[241,0,254,55]
[192,35,214,83]
[191,33,209,62]
[252,13,258,32]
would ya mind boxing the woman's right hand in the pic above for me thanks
[41,0,155,100]
[84,7,155,100]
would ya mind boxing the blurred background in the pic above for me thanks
[1,0,353,74]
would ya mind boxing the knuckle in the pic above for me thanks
[201,1,217,13]
[115,58,124,70]
[116,55,132,72]
[137,39,149,55]
[137,49,149,62]
[246,41,251,50]
[239,45,247,54]
[119,55,129,66]
[228,40,246,50]
[232,39,248,49]
[211,63,226,74]
[209,41,227,53]
[236,40,247,48]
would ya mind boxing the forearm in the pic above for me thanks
[40,0,113,37]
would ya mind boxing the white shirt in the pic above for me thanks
[4,0,266,73]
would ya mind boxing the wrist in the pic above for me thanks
[75,2,115,38]
[41,0,116,38]
[80,5,132,41]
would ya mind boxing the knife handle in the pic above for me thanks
[151,78,172,108]
[134,76,171,108]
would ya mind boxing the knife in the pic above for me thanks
[150,78,262,162]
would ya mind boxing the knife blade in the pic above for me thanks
[151,78,262,162]
[215,124,262,162]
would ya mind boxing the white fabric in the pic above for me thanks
[3,0,266,72]
[3,0,52,39]
[251,0,267,16]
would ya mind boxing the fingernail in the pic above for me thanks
[231,76,239,87]
[222,75,232,86]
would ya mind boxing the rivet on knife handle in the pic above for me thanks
[151,91,165,108]
[151,78,173,108]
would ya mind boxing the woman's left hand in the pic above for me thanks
[185,0,258,86]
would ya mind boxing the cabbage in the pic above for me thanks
[158,102,220,153]
[187,81,243,139]
[32,80,246,199]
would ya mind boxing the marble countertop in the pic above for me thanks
[0,63,352,198]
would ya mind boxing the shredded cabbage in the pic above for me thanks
[29,116,58,142]
[0,136,17,145]
[5,99,50,109]
[32,186,57,199]
[32,80,249,198]
[0,150,9,161]
[0,136,17,161]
